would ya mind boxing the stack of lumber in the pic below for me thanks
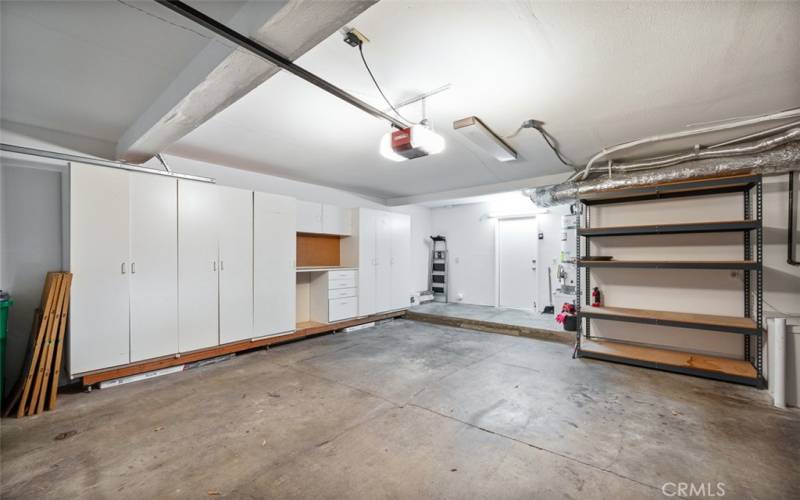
[4,272,72,417]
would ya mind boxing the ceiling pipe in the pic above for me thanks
[154,0,408,130]
[578,127,800,176]
[530,130,800,207]
[0,143,215,183]
[573,108,800,181]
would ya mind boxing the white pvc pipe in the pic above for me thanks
[773,318,787,409]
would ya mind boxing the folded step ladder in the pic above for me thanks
[430,235,448,303]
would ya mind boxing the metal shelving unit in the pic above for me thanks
[574,174,765,387]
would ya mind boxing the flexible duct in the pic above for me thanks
[531,131,800,207]
[575,108,800,180]
[579,126,800,176]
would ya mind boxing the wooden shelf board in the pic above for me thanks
[579,219,760,237]
[578,259,758,270]
[579,339,757,380]
[579,306,759,335]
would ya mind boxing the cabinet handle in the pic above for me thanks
[220,260,224,271]
[131,262,136,274]
[121,262,126,274]
[213,260,217,271]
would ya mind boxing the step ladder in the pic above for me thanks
[430,235,448,303]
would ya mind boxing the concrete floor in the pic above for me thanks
[2,319,798,499]
[410,302,561,332]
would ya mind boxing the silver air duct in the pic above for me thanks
[531,128,800,207]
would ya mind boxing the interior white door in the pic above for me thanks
[129,173,178,362]
[219,186,254,344]
[254,192,296,336]
[375,211,393,313]
[497,217,538,310]
[390,212,411,310]
[357,208,377,316]
[69,163,130,374]
[178,180,219,352]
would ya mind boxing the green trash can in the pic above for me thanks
[0,292,11,401]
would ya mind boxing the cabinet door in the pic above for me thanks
[375,211,393,312]
[219,186,254,344]
[129,173,178,362]
[69,163,130,374]
[390,212,412,310]
[296,200,322,233]
[254,192,296,336]
[178,180,219,352]
[322,204,353,235]
[357,209,377,316]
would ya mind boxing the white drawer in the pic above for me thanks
[329,297,357,322]
[329,287,357,299]
[328,270,356,281]
[329,277,356,289]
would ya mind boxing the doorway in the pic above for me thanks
[496,217,538,310]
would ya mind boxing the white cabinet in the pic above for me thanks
[309,270,358,323]
[296,200,323,233]
[357,208,378,316]
[375,211,393,313]
[70,163,131,374]
[129,173,178,362]
[218,186,253,344]
[390,212,412,310]
[254,192,296,336]
[178,180,220,352]
[297,200,352,235]
[322,205,353,236]
[356,208,412,316]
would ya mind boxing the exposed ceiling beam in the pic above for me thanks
[156,0,407,130]
[117,0,376,163]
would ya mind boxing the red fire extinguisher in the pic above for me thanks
[592,287,602,307]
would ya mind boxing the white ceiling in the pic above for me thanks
[0,0,245,142]
[168,0,800,200]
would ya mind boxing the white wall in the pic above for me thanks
[429,201,569,307]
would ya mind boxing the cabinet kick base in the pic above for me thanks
[80,310,406,386]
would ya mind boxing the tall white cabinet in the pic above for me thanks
[356,208,412,316]
[390,212,412,310]
[254,192,296,337]
[70,163,132,374]
[218,187,254,344]
[178,180,220,352]
[70,163,179,373]
[129,173,178,362]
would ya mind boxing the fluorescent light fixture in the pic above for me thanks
[453,116,517,162]
[379,124,445,162]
